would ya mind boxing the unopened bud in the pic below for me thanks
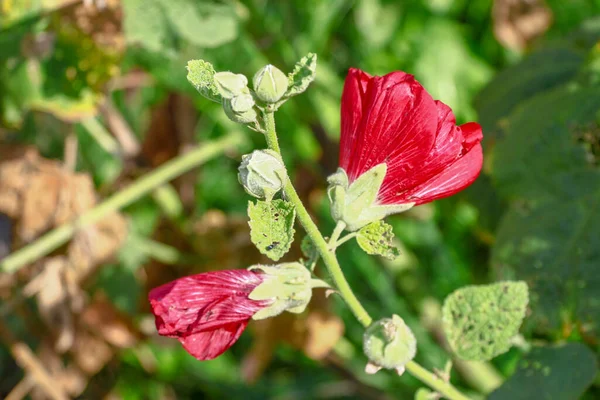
[238,150,286,200]
[253,64,289,103]
[214,72,249,99]
[223,96,257,124]
[363,315,416,375]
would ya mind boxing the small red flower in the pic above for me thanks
[149,270,272,360]
[339,68,483,206]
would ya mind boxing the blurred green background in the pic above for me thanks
[0,0,599,399]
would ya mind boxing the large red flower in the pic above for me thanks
[149,270,272,360]
[339,68,483,206]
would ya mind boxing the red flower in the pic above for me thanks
[339,68,483,206]
[149,270,272,360]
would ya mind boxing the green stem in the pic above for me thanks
[263,112,372,328]
[0,133,242,273]
[80,117,121,156]
[333,232,358,248]
[405,362,471,400]
[262,112,471,400]
[329,221,346,249]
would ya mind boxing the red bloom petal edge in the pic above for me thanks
[339,68,483,206]
[148,269,272,360]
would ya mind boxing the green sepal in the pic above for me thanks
[248,262,315,320]
[327,164,414,231]
[214,71,249,99]
[363,314,417,372]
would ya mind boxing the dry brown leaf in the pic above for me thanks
[0,148,128,272]
[493,0,553,51]
[38,342,88,396]
[301,310,345,360]
[80,294,141,348]
[36,257,76,353]
[70,330,114,375]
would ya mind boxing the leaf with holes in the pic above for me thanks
[285,53,317,98]
[356,220,400,260]
[248,199,295,261]
[442,281,529,361]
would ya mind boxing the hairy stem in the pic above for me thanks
[263,112,372,327]
[0,133,242,273]
[262,111,471,400]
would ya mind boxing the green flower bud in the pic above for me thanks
[230,93,255,113]
[238,150,286,200]
[223,96,258,124]
[248,262,327,320]
[214,71,249,99]
[253,64,289,103]
[363,315,417,375]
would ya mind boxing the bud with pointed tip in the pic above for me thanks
[253,64,289,103]
[214,71,249,99]
[248,262,329,320]
[238,150,286,200]
[363,315,417,375]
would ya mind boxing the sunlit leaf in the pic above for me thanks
[442,281,529,361]
[285,53,317,98]
[248,199,296,261]
[356,220,400,260]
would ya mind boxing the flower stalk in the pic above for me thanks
[262,110,471,400]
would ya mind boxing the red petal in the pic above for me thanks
[460,122,483,151]
[178,322,249,360]
[339,68,371,171]
[149,270,268,337]
[401,143,483,205]
[379,101,465,202]
[340,70,439,183]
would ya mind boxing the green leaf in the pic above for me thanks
[490,83,600,201]
[356,220,400,260]
[248,199,296,261]
[412,20,493,122]
[163,1,238,48]
[285,53,317,98]
[475,47,584,133]
[492,190,600,334]
[354,0,400,50]
[122,0,238,52]
[442,281,529,361]
[122,0,171,52]
[186,60,223,103]
[489,343,598,400]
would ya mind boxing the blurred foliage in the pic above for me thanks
[1,0,600,399]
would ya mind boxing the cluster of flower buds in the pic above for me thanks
[214,72,258,124]
[211,64,290,125]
